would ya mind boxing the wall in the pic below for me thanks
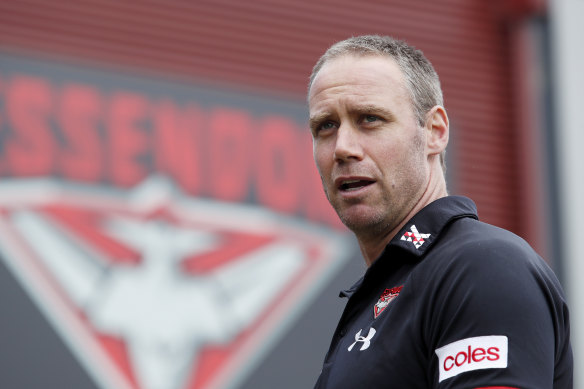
[0,1,554,388]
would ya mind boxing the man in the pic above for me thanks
[308,35,572,388]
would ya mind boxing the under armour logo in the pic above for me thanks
[400,225,431,249]
[348,328,376,352]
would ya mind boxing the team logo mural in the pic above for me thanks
[0,178,352,389]
[0,55,353,389]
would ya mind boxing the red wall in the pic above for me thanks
[0,0,532,236]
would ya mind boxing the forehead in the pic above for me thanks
[308,54,409,111]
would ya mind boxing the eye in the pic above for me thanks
[313,120,336,135]
[321,121,336,130]
[363,115,379,123]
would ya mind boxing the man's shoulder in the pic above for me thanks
[439,216,535,259]
[422,217,547,280]
[413,216,566,314]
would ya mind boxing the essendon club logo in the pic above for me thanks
[0,178,351,389]
[373,286,403,319]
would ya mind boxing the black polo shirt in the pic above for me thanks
[314,196,572,389]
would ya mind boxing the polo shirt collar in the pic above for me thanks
[387,195,478,258]
[339,196,477,298]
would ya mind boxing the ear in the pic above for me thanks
[425,105,449,157]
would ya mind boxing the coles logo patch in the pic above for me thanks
[373,286,403,318]
[435,335,508,383]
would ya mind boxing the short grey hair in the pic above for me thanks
[308,35,446,172]
[308,35,443,126]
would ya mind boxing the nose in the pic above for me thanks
[333,123,363,162]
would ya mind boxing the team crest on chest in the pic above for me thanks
[374,286,403,318]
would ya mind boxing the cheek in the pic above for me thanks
[374,143,404,170]
[375,140,423,181]
[313,144,332,176]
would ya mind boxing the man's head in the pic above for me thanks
[309,36,443,126]
[307,36,449,254]
[308,35,446,173]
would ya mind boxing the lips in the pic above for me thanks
[338,178,375,192]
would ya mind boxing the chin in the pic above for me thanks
[338,207,386,233]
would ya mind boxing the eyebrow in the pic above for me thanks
[351,104,396,120]
[309,105,396,130]
[308,113,331,131]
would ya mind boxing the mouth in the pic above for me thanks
[338,179,375,192]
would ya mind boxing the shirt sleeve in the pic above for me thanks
[423,237,571,389]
